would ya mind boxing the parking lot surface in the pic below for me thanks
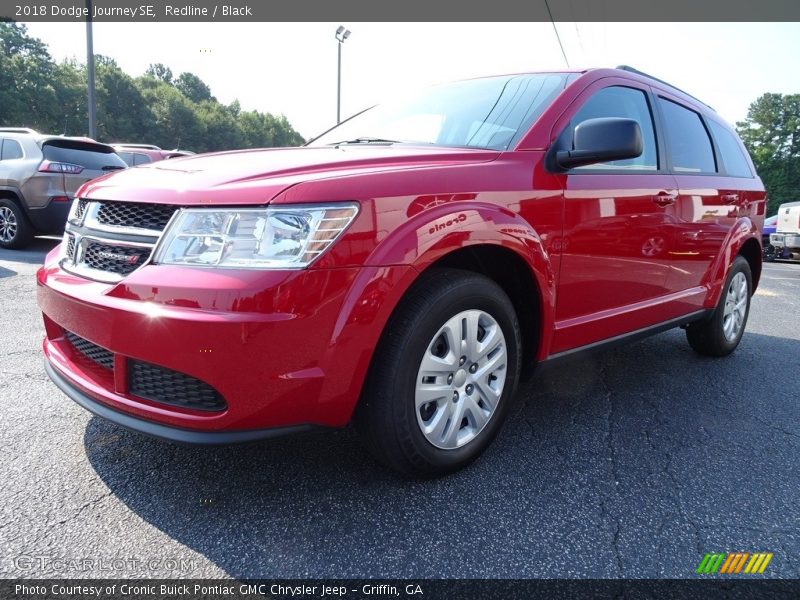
[1,239,798,579]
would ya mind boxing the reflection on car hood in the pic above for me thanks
[77,145,500,206]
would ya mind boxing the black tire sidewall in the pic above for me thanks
[387,275,521,473]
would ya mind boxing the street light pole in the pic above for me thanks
[335,26,351,124]
[85,0,97,139]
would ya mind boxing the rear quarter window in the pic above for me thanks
[708,120,752,178]
[42,141,127,171]
[1,139,24,160]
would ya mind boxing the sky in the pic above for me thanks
[24,21,800,141]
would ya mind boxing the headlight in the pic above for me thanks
[153,203,359,269]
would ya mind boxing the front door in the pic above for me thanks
[550,83,680,353]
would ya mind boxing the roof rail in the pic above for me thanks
[615,65,715,111]
[0,127,39,134]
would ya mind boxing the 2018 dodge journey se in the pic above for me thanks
[37,67,765,477]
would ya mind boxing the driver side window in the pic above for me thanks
[572,86,658,171]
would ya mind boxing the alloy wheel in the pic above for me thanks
[0,206,18,243]
[722,271,748,341]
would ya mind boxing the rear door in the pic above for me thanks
[551,81,681,352]
[655,95,761,302]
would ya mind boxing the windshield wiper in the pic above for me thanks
[329,137,402,145]
[102,165,125,171]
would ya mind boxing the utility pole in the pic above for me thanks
[85,0,97,139]
[335,26,351,124]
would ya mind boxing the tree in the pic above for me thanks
[94,56,153,142]
[145,63,173,85]
[52,58,87,136]
[0,22,60,131]
[175,72,213,104]
[737,93,800,215]
[137,78,206,150]
[1,24,305,151]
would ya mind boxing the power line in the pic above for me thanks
[544,0,570,68]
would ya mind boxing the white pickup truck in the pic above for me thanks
[770,201,800,260]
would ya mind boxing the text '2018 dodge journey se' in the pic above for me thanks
[37,67,765,477]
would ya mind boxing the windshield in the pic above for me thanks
[310,74,569,151]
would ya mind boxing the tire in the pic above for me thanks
[0,199,34,249]
[354,268,522,478]
[686,256,752,357]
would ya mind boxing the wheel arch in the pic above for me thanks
[315,200,558,425]
[738,237,762,293]
[416,245,545,375]
[0,186,24,207]
[704,219,762,308]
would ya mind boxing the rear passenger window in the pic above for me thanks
[1,139,23,160]
[708,120,752,178]
[571,86,658,171]
[658,98,716,173]
[133,153,152,165]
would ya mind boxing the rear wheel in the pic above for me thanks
[354,269,521,478]
[0,199,34,249]
[686,256,752,357]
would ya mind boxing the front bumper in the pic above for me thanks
[770,233,800,250]
[37,247,416,436]
[45,360,315,443]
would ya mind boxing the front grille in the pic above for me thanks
[65,331,114,371]
[74,199,88,220]
[65,234,76,260]
[63,199,181,282]
[96,201,179,231]
[129,360,226,412]
[83,241,151,276]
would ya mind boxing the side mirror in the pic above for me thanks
[556,117,643,170]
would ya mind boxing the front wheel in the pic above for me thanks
[686,256,752,357]
[354,269,522,478]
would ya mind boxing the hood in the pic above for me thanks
[78,145,500,205]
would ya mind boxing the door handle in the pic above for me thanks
[722,193,740,204]
[652,192,677,207]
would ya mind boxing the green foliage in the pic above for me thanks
[737,93,800,216]
[175,72,213,104]
[145,63,173,85]
[0,22,305,151]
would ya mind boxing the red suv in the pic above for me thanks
[37,67,765,477]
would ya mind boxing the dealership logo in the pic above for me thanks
[429,213,467,234]
[696,552,773,574]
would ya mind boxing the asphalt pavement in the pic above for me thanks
[1,238,798,579]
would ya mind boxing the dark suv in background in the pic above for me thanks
[0,131,126,249]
